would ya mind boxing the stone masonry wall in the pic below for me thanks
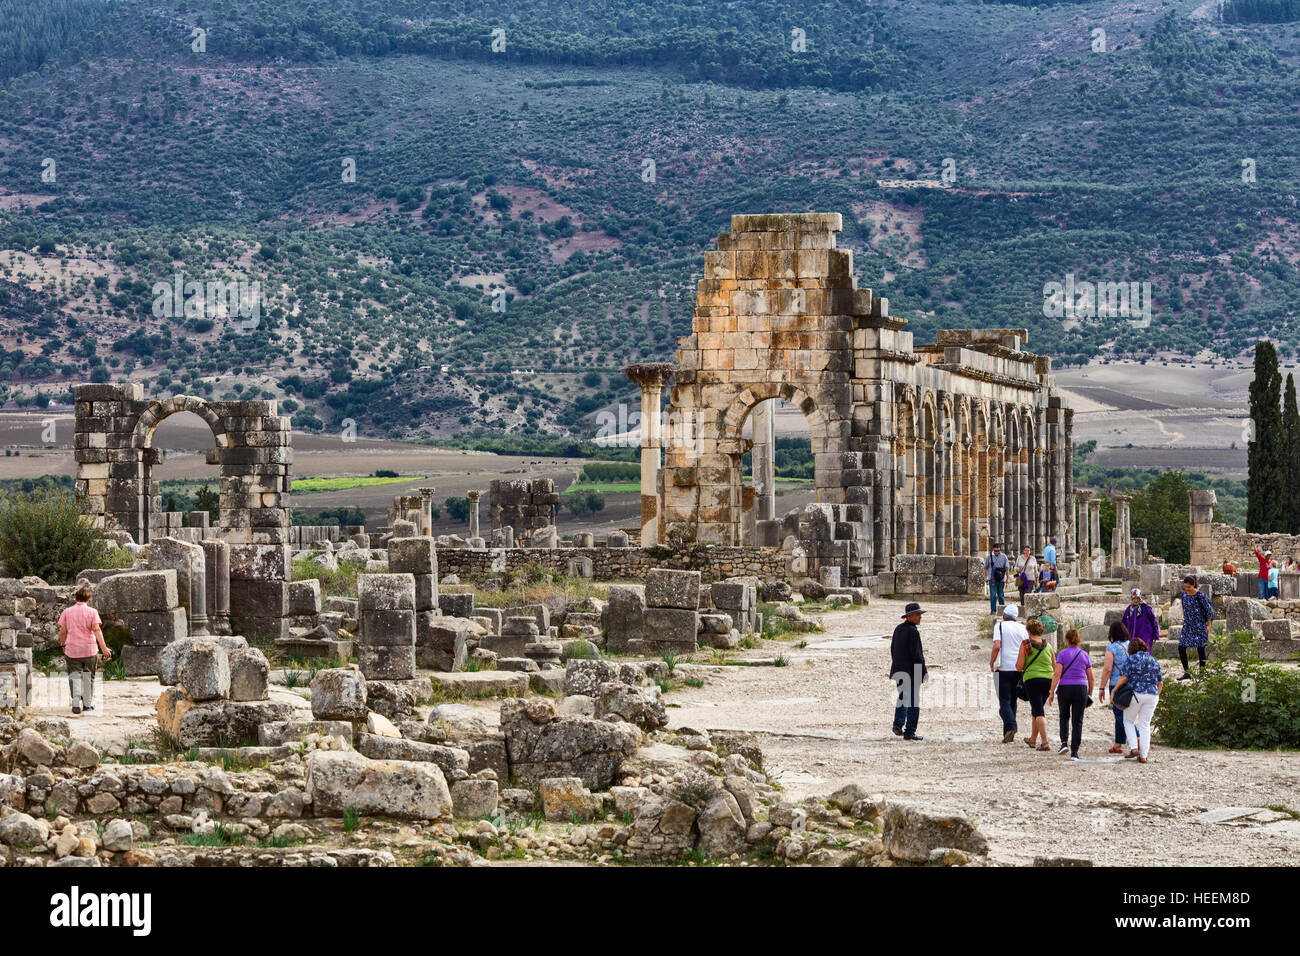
[437,546,789,583]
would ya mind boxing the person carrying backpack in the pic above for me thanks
[1112,638,1164,764]
[984,543,1009,616]
[1097,620,1135,754]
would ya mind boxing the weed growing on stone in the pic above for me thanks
[342,806,362,833]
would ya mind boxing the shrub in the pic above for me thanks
[1156,660,1300,749]
[0,491,115,583]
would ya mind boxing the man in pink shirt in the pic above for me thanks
[58,585,112,715]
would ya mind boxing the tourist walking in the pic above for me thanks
[1254,547,1272,600]
[1097,621,1134,754]
[1112,638,1163,763]
[57,585,112,716]
[989,603,1028,743]
[1121,588,1159,651]
[1014,547,1038,603]
[984,543,1009,615]
[1048,627,1094,761]
[1177,574,1213,681]
[1017,620,1055,751]
[1043,536,1058,572]
[890,602,928,741]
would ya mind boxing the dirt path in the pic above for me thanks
[670,596,1300,866]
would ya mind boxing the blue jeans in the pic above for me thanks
[989,579,1005,614]
[997,670,1019,734]
[1258,578,1268,600]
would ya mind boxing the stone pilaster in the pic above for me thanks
[625,362,674,547]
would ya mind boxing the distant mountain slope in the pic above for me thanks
[1,0,1298,438]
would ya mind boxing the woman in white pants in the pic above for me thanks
[1111,638,1163,763]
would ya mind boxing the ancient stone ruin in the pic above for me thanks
[629,213,1077,589]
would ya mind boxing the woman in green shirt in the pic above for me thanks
[1017,620,1056,751]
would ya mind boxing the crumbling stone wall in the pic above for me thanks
[435,545,789,583]
[489,479,557,536]
[648,213,1074,578]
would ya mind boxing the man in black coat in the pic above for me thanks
[890,602,928,741]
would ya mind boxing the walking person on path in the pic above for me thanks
[1017,620,1055,751]
[890,602,928,742]
[57,585,112,716]
[1176,574,1213,681]
[1098,620,1134,754]
[1014,547,1038,603]
[1043,536,1058,572]
[1121,588,1159,651]
[984,543,1009,616]
[1112,638,1164,764]
[1048,627,1095,761]
[989,603,1028,743]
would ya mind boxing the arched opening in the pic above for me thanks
[740,395,815,545]
[133,402,227,544]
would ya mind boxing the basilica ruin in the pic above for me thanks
[628,213,1078,589]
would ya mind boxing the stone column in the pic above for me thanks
[1111,493,1132,571]
[1073,489,1091,578]
[1088,498,1102,578]
[752,399,776,522]
[418,487,435,537]
[467,490,482,539]
[624,363,674,548]
[202,538,231,635]
[1189,489,1217,567]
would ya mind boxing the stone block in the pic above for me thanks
[228,543,291,582]
[228,646,270,701]
[641,607,698,651]
[179,641,230,701]
[120,608,188,646]
[388,536,438,577]
[416,615,470,671]
[605,585,645,654]
[451,778,499,819]
[360,608,416,647]
[120,645,163,676]
[438,592,474,618]
[430,671,530,699]
[645,569,700,609]
[1259,618,1292,641]
[358,644,416,681]
[357,573,416,611]
[257,720,354,747]
[287,579,322,616]
[94,570,178,614]
[310,666,368,721]
[305,750,452,820]
[413,574,437,612]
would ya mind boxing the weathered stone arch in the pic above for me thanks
[131,396,232,450]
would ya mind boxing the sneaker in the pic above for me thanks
[1069,756,1081,762]
[71,705,81,715]
[892,726,904,737]
[84,705,94,712]
[1177,672,1192,681]
[1057,743,1069,755]
[903,734,923,741]
[1002,730,1016,744]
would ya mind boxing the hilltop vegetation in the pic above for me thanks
[1,1,1299,439]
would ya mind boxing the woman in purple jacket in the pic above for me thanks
[1121,588,1159,651]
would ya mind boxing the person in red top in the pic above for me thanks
[1254,548,1272,601]
[57,585,111,715]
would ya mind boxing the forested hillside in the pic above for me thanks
[1,0,1299,439]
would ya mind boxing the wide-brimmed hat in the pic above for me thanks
[901,602,926,618]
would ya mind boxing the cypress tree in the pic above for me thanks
[1285,373,1300,534]
[1247,341,1285,532]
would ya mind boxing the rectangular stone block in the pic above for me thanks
[438,592,474,618]
[120,608,188,646]
[358,644,416,681]
[388,536,438,575]
[229,543,291,582]
[413,573,438,612]
[94,570,178,614]
[641,607,698,651]
[121,644,164,677]
[358,573,416,611]
[604,585,645,654]
[360,608,416,647]
[257,720,354,747]
[645,569,701,610]
[229,579,289,619]
[288,579,322,616]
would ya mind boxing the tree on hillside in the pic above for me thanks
[1285,373,1300,534]
[1130,471,1192,564]
[1247,341,1286,532]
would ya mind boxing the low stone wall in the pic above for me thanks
[1204,522,1300,567]
[436,546,790,584]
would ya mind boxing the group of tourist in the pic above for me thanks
[982,537,1060,614]
[891,573,1224,761]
